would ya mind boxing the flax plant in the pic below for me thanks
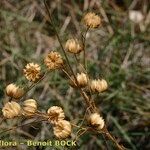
[0,1,126,149]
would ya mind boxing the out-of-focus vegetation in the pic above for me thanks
[0,0,150,149]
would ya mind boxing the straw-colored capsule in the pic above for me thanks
[6,83,24,99]
[44,51,63,70]
[53,120,71,139]
[83,12,101,28]
[22,99,37,116]
[47,106,65,124]
[69,73,88,88]
[90,79,108,92]
[23,63,41,82]
[89,113,105,130]
[2,101,21,119]
[65,38,83,54]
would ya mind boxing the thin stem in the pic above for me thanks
[44,1,94,112]
[79,106,91,127]
[71,123,87,130]
[73,54,94,103]
[82,27,89,70]
[61,67,94,112]
[20,71,48,101]
[61,68,74,83]
[0,117,5,125]
[74,53,93,100]
[44,0,77,84]
[103,127,125,150]
[74,54,80,71]
[35,111,49,119]
[75,128,88,141]
[74,54,86,72]
[102,134,110,150]
[79,89,93,111]
[0,119,46,135]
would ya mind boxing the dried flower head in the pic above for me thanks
[23,63,41,82]
[22,99,37,116]
[89,113,104,130]
[83,12,101,28]
[65,38,83,54]
[77,73,88,87]
[6,83,24,99]
[44,51,64,70]
[53,120,71,139]
[47,106,65,124]
[69,73,88,88]
[2,101,21,119]
[90,79,108,92]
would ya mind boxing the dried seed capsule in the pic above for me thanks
[23,63,41,82]
[76,73,88,87]
[2,101,21,118]
[90,79,108,93]
[83,12,101,28]
[89,113,104,130]
[22,99,37,116]
[69,73,88,88]
[47,106,65,124]
[53,120,71,139]
[6,83,24,99]
[65,38,83,54]
[44,51,63,70]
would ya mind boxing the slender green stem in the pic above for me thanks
[75,128,88,141]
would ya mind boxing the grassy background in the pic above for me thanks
[0,0,150,149]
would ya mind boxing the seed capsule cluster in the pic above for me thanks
[3,87,72,139]
[1,12,107,140]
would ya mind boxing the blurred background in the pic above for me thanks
[0,0,150,149]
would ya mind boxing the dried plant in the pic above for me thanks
[0,1,128,149]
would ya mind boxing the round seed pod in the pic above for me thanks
[53,120,72,139]
[23,63,41,82]
[6,83,24,99]
[44,51,64,70]
[47,106,65,124]
[69,73,88,88]
[83,12,101,28]
[89,113,105,130]
[2,101,21,119]
[22,99,37,116]
[65,38,83,54]
[90,79,108,93]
